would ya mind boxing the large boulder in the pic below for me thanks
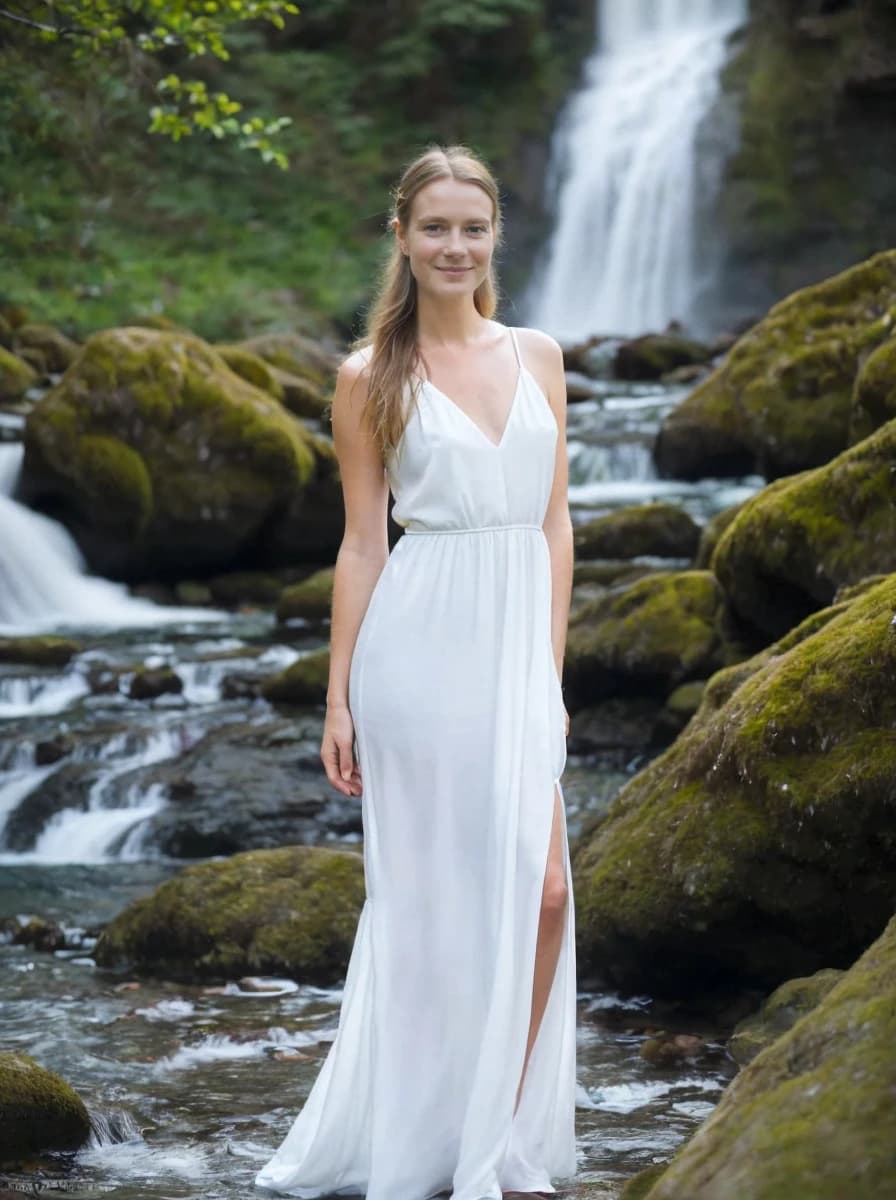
[572,575,896,996]
[727,968,844,1067]
[0,346,37,401]
[711,417,896,639]
[639,915,896,1200]
[564,571,739,703]
[0,1052,91,1163]
[614,333,712,381]
[573,504,700,561]
[93,844,365,982]
[849,334,896,444]
[19,327,341,579]
[654,251,896,480]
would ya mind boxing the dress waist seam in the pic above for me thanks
[401,523,544,536]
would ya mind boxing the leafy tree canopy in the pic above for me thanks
[0,0,298,165]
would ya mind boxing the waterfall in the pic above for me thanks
[524,0,747,341]
[0,443,217,633]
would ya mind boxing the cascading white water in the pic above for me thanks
[524,0,747,341]
[0,443,218,632]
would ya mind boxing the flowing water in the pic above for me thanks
[524,0,748,339]
[0,376,756,1196]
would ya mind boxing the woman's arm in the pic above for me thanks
[524,329,573,706]
[321,352,391,797]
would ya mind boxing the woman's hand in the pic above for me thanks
[321,702,362,797]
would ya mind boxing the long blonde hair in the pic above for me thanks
[352,144,504,460]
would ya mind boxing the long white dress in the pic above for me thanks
[255,325,577,1200]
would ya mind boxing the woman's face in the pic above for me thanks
[395,177,495,298]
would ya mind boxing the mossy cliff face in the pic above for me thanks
[711,417,896,639]
[655,251,896,481]
[564,571,736,702]
[714,2,896,328]
[20,327,338,579]
[640,915,896,1200]
[572,576,896,996]
[93,844,365,982]
[0,1051,91,1163]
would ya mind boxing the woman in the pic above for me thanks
[255,143,576,1200]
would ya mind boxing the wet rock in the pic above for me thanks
[621,1165,668,1200]
[639,1032,705,1066]
[654,251,896,481]
[639,915,896,1200]
[207,568,302,608]
[13,323,80,374]
[276,567,334,623]
[568,697,666,755]
[564,571,738,703]
[93,844,365,983]
[174,580,213,606]
[85,661,123,694]
[20,327,340,580]
[560,334,610,376]
[0,346,38,401]
[711,418,896,638]
[728,968,844,1066]
[0,635,81,667]
[2,762,98,850]
[34,734,75,765]
[693,502,746,569]
[0,1051,91,1162]
[572,576,896,997]
[11,916,66,952]
[128,666,184,700]
[262,646,329,706]
[614,333,712,381]
[573,504,700,562]
[139,716,360,856]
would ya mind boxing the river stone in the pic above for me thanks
[0,346,38,401]
[564,571,737,703]
[614,333,712,381]
[710,417,896,638]
[0,1051,91,1162]
[19,326,339,579]
[639,915,896,1200]
[0,636,81,667]
[262,645,330,706]
[572,575,896,996]
[573,504,700,561]
[13,323,80,374]
[654,250,896,480]
[128,665,184,700]
[727,968,845,1066]
[276,567,334,623]
[93,844,365,982]
[849,332,896,444]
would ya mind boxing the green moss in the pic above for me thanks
[850,333,896,443]
[643,916,896,1200]
[655,251,896,480]
[262,646,330,707]
[711,418,896,637]
[0,344,38,399]
[0,635,81,666]
[728,968,844,1066]
[93,844,365,982]
[573,503,700,561]
[0,1051,90,1162]
[276,568,335,623]
[621,1165,669,1200]
[566,571,732,701]
[572,575,896,994]
[214,344,285,402]
[13,322,80,373]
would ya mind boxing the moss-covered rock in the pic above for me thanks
[13,323,80,374]
[711,418,896,638]
[614,333,712,381]
[849,332,896,444]
[93,844,365,982]
[0,345,38,400]
[572,575,896,996]
[564,571,737,702]
[262,646,330,706]
[276,567,334,623]
[0,635,81,667]
[727,968,844,1066]
[214,344,285,402]
[573,504,700,561]
[654,251,896,480]
[128,665,184,700]
[640,915,896,1200]
[19,327,338,579]
[694,502,746,569]
[0,1051,91,1162]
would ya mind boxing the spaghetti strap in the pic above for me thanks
[508,326,522,367]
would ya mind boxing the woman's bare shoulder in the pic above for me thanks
[512,325,563,366]
[338,343,375,380]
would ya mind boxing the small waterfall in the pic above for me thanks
[0,443,217,633]
[525,0,747,341]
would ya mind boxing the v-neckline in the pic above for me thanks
[418,356,524,451]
